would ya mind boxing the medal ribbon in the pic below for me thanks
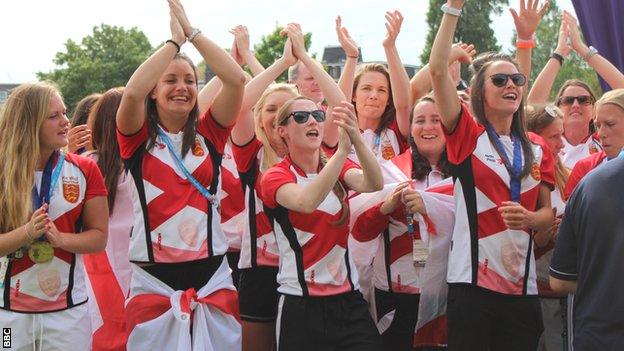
[157,128,217,205]
[485,124,523,202]
[31,151,65,243]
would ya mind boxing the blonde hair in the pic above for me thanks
[595,88,624,114]
[254,83,297,172]
[0,82,60,232]
[275,96,349,225]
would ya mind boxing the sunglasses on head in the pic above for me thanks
[280,110,326,125]
[558,95,594,106]
[489,73,527,87]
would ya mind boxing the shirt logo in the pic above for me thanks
[589,144,598,154]
[62,177,80,203]
[192,138,205,157]
[531,162,541,181]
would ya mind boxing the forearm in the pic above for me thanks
[528,58,560,104]
[351,138,383,192]
[549,276,577,294]
[124,43,179,102]
[192,34,246,88]
[516,47,532,89]
[528,206,554,232]
[242,51,265,77]
[0,225,32,257]
[384,44,412,136]
[296,151,349,212]
[241,58,290,112]
[352,203,388,242]
[586,52,624,89]
[338,56,357,100]
[198,76,223,115]
[300,54,346,106]
[410,64,432,104]
[58,229,107,254]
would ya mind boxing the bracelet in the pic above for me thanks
[516,37,535,49]
[550,52,564,66]
[584,46,598,61]
[347,54,359,59]
[24,223,35,242]
[165,39,181,53]
[441,3,462,17]
[188,28,201,43]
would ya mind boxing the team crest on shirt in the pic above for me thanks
[531,162,541,181]
[381,141,396,160]
[192,138,205,157]
[62,176,80,203]
[589,144,598,154]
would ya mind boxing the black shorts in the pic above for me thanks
[276,291,382,351]
[447,283,543,351]
[140,255,225,290]
[225,251,241,289]
[375,288,420,351]
[238,266,279,322]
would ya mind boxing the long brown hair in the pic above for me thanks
[555,79,597,134]
[275,97,348,225]
[71,93,101,127]
[87,87,124,214]
[146,53,199,158]
[352,63,396,135]
[527,105,570,198]
[469,52,534,177]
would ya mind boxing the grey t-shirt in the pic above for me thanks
[550,156,624,351]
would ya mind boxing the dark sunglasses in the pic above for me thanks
[558,95,594,106]
[489,73,527,87]
[280,110,326,125]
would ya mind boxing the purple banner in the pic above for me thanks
[572,0,624,91]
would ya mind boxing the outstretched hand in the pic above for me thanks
[382,10,404,48]
[280,23,307,59]
[510,0,550,40]
[380,181,411,215]
[281,38,298,66]
[554,16,571,57]
[169,9,185,46]
[229,25,251,66]
[336,16,359,58]
[168,0,194,37]
[562,11,587,55]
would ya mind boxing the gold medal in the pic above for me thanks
[28,241,55,264]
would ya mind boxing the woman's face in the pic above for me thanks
[482,61,523,117]
[595,103,624,158]
[150,59,198,117]
[260,90,296,149]
[538,118,565,156]
[278,99,324,151]
[39,92,70,151]
[558,85,594,132]
[353,71,390,122]
[411,101,446,163]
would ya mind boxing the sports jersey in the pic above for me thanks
[534,186,566,297]
[563,150,607,201]
[351,119,408,163]
[117,110,230,264]
[261,156,361,297]
[1,152,107,313]
[220,142,245,252]
[231,138,280,268]
[444,107,555,296]
[559,133,602,169]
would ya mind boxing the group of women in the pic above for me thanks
[2,0,624,350]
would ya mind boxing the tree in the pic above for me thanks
[254,25,312,82]
[38,24,153,112]
[521,0,601,99]
[421,0,509,70]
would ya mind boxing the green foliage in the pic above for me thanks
[521,0,601,100]
[254,26,312,82]
[37,24,153,113]
[421,0,509,73]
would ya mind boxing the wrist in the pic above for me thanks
[441,3,463,17]
[550,52,565,66]
[187,28,202,43]
[516,36,535,50]
[583,45,598,61]
[23,224,35,243]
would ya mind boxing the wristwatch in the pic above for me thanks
[441,4,462,17]
[584,46,598,61]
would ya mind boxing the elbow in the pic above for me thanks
[92,229,108,252]
[371,178,384,192]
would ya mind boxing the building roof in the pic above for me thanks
[322,46,361,64]
[0,84,20,91]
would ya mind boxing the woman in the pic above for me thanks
[0,82,108,350]
[351,96,452,351]
[527,105,569,351]
[528,12,624,168]
[116,1,245,349]
[260,94,383,350]
[564,89,624,199]
[429,1,555,350]
[81,87,132,351]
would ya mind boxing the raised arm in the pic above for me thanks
[528,17,569,104]
[231,40,296,146]
[169,0,246,127]
[336,16,359,100]
[511,0,550,83]
[230,25,265,76]
[116,9,185,135]
[383,10,411,138]
[430,0,464,131]
[566,12,624,90]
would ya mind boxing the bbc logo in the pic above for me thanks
[2,328,9,348]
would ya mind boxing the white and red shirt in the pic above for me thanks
[260,156,360,297]
[117,110,231,263]
[220,142,245,252]
[1,152,107,313]
[535,186,566,297]
[559,133,602,169]
[231,138,280,269]
[444,107,555,296]
[563,150,608,201]
[352,119,409,163]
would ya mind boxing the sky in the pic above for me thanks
[0,0,577,84]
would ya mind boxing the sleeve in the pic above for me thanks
[442,104,483,165]
[339,159,362,191]
[564,158,593,201]
[116,120,149,160]
[388,119,410,154]
[231,137,263,173]
[260,165,296,208]
[197,109,234,154]
[81,157,108,200]
[549,187,580,281]
[530,133,555,190]
[351,203,389,242]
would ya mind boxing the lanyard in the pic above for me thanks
[373,133,381,156]
[32,151,65,210]
[157,128,217,206]
[485,124,523,202]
